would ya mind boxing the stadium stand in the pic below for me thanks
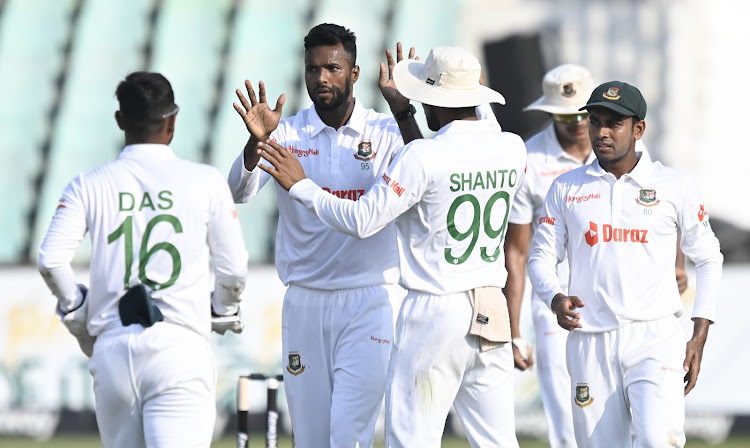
[0,0,76,263]
[29,0,153,262]
[150,0,233,163]
[209,0,313,263]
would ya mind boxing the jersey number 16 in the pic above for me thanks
[107,214,183,290]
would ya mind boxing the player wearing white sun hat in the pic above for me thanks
[256,46,526,448]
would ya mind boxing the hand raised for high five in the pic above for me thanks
[233,80,286,141]
[379,42,418,114]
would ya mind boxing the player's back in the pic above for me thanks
[395,119,527,295]
[77,144,241,337]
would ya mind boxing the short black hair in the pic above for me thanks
[304,23,357,65]
[115,72,177,138]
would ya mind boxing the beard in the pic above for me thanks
[309,76,352,111]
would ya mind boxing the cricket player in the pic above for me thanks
[504,64,691,448]
[37,72,249,447]
[256,46,525,448]
[228,24,422,447]
[527,81,723,447]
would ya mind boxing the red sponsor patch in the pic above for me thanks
[539,216,556,226]
[698,204,708,222]
[288,145,319,157]
[322,187,365,201]
[567,193,601,203]
[382,173,405,197]
[585,221,648,247]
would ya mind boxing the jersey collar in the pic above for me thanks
[586,151,654,185]
[308,99,366,137]
[433,118,492,138]
[120,144,176,160]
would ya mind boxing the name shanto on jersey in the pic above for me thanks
[289,119,527,296]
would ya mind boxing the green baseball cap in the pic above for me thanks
[580,81,647,121]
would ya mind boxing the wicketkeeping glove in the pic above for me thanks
[56,284,96,357]
[211,305,243,335]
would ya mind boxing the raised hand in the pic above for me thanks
[379,42,418,114]
[233,80,286,140]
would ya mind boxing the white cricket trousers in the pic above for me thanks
[88,323,216,448]
[531,295,576,448]
[281,283,402,448]
[566,316,686,448]
[385,290,519,448]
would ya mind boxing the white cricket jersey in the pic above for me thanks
[527,156,723,332]
[289,119,527,295]
[228,100,404,290]
[38,144,249,338]
[512,124,650,292]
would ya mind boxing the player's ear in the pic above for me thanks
[115,111,125,131]
[633,119,645,140]
[351,64,360,84]
[165,115,176,138]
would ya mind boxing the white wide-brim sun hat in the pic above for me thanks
[524,63,595,115]
[393,46,505,108]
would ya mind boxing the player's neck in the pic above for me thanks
[600,150,639,179]
[561,140,591,163]
[124,134,171,146]
[316,98,355,130]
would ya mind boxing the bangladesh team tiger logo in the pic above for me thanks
[635,188,660,207]
[354,140,376,161]
[575,383,594,408]
[287,351,305,376]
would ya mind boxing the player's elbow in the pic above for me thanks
[37,250,56,278]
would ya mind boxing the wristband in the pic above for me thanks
[512,337,530,361]
[393,104,416,122]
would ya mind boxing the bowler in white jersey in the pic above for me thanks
[528,81,723,447]
[38,72,249,448]
[256,47,526,448]
[228,24,424,447]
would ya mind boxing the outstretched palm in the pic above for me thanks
[233,80,286,140]
[379,42,418,113]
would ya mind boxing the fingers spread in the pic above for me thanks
[236,88,251,111]
[245,80,258,105]
[258,80,267,104]
[275,93,287,113]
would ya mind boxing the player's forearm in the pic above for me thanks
[228,147,263,204]
[395,116,422,144]
[527,253,563,310]
[243,135,263,171]
[504,258,527,338]
[690,317,710,343]
[38,213,85,311]
[690,251,723,323]
[290,179,393,239]
[38,255,79,312]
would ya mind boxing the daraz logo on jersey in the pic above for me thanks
[584,221,649,247]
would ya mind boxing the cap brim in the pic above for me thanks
[524,96,586,114]
[393,59,505,108]
[580,102,636,118]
